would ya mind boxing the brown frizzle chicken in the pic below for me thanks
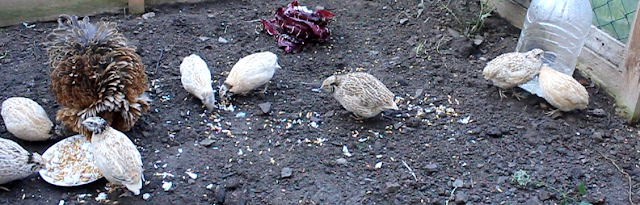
[46,15,150,138]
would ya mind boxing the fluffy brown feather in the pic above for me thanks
[47,15,150,137]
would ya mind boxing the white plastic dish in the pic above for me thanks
[39,134,103,187]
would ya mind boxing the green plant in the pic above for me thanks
[414,39,433,60]
[414,39,426,57]
[511,170,592,204]
[510,170,531,186]
[439,0,495,36]
[469,0,493,34]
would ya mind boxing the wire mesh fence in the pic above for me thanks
[591,0,638,42]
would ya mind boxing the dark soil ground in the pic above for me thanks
[1,0,639,204]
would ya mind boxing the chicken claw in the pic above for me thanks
[544,109,563,118]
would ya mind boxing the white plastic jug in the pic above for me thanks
[516,0,592,97]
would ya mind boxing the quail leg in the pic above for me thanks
[119,191,133,198]
[105,182,119,194]
[498,88,508,100]
[511,88,523,101]
[350,114,364,121]
[544,109,560,117]
[260,83,269,94]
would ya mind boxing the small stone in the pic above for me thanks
[199,138,215,147]
[215,185,226,203]
[414,89,423,98]
[588,191,606,204]
[258,102,271,114]
[373,141,383,154]
[399,18,409,25]
[336,158,348,165]
[591,131,604,142]
[425,163,438,173]
[590,108,606,117]
[524,197,543,205]
[384,182,401,193]
[497,176,509,184]
[225,178,241,189]
[291,99,304,105]
[455,191,468,204]
[470,194,481,202]
[142,193,151,200]
[486,127,503,137]
[538,190,551,200]
[281,167,293,178]
[405,117,422,128]
[452,179,464,188]
[218,37,228,43]
[198,36,210,42]
[322,110,334,117]
[142,12,156,19]
[188,179,195,184]
[473,36,484,45]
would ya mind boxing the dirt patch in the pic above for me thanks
[0,0,639,204]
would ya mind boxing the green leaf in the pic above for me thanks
[577,182,586,195]
[559,199,568,205]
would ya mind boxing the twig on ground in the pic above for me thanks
[598,151,635,205]
[445,187,457,205]
[0,51,8,59]
[154,49,164,73]
[221,172,236,179]
[401,160,418,181]
[435,35,449,55]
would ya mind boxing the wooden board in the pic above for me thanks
[129,0,146,14]
[0,0,127,27]
[0,0,210,27]
[619,2,640,123]
[489,0,640,122]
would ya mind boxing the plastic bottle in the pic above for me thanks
[515,0,592,97]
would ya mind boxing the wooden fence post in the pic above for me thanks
[129,0,145,14]
[619,2,640,123]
